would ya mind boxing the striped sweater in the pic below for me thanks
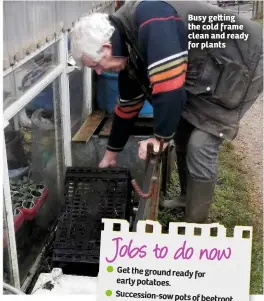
[107,0,188,152]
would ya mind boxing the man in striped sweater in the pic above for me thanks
[71,0,263,223]
[73,1,188,158]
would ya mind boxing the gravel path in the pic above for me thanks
[233,94,263,211]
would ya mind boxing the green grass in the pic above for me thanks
[158,141,263,294]
[255,18,263,28]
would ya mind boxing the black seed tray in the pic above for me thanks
[53,167,132,265]
[65,167,131,179]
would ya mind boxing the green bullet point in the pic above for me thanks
[107,266,114,273]
[106,290,112,297]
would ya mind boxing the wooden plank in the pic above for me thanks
[72,110,105,142]
[99,116,113,136]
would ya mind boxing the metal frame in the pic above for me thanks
[3,140,20,288]
[4,65,64,123]
[3,38,60,78]
[3,1,117,290]
[3,32,73,288]
[59,32,72,167]
[82,67,93,120]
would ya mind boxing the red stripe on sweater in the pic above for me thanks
[115,106,139,119]
[139,16,182,28]
[152,72,186,94]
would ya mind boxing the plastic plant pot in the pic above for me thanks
[12,192,24,199]
[22,200,35,210]
[24,193,34,202]
[36,184,45,192]
[20,187,31,194]
[13,208,21,217]
[30,190,42,199]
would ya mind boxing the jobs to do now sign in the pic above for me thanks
[96,219,253,301]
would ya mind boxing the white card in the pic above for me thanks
[97,219,253,301]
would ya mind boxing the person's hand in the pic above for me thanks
[99,150,118,168]
[138,138,168,160]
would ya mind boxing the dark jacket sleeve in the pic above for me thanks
[107,68,145,152]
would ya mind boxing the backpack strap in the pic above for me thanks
[109,15,146,68]
[109,15,153,103]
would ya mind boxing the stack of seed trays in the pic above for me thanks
[53,167,133,266]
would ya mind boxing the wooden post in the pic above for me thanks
[253,1,263,20]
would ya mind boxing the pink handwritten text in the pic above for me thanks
[199,247,232,260]
[105,237,147,263]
